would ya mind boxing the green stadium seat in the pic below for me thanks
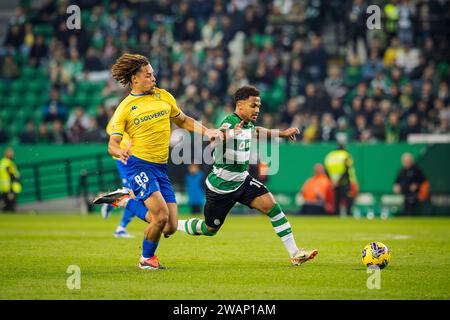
[9,136,20,146]
[11,81,24,93]
[0,81,9,96]
[23,93,40,108]
[0,109,12,123]
[6,123,20,138]
[89,82,106,94]
[73,92,89,107]
[76,82,92,94]
[21,67,38,79]
[27,81,49,94]
[6,94,22,109]
[267,87,285,112]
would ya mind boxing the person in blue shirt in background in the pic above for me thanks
[185,164,205,214]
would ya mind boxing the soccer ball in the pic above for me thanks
[361,242,391,269]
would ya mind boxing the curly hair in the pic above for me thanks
[234,85,260,104]
[111,53,150,86]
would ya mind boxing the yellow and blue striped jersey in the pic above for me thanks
[110,87,181,163]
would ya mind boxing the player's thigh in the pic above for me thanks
[204,188,237,230]
[238,176,272,213]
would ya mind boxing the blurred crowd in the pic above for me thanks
[0,0,449,145]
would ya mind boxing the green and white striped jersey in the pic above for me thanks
[206,113,254,194]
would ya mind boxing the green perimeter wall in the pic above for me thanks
[266,143,450,194]
[2,143,449,213]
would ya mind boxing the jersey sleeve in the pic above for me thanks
[110,104,128,138]
[162,89,181,118]
[106,118,113,136]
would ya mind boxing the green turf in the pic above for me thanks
[0,213,449,300]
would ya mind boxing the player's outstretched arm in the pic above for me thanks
[171,111,224,141]
[255,127,300,141]
[108,135,131,164]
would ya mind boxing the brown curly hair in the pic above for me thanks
[111,53,150,86]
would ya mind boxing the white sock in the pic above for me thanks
[116,226,126,232]
[281,233,300,258]
[177,220,187,232]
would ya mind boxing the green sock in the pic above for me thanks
[177,218,216,236]
[267,203,299,257]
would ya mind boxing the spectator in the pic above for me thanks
[0,148,21,212]
[400,113,421,141]
[371,113,386,141]
[385,112,401,143]
[84,47,105,72]
[19,121,37,144]
[280,98,300,128]
[299,164,334,215]
[29,35,48,66]
[304,35,328,81]
[345,0,367,54]
[80,117,104,143]
[353,114,369,142]
[0,120,8,144]
[95,105,110,132]
[393,152,429,215]
[185,164,205,215]
[302,83,329,115]
[302,115,320,143]
[286,58,308,99]
[335,117,352,144]
[63,49,84,80]
[49,120,69,144]
[362,49,383,81]
[320,113,336,142]
[0,55,20,80]
[42,88,67,123]
[37,122,51,143]
[324,65,347,99]
[67,107,90,143]
[4,24,24,53]
[329,98,345,122]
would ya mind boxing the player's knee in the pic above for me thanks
[266,202,281,216]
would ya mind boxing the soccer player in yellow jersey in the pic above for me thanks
[94,53,222,269]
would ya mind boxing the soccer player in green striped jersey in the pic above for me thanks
[178,85,318,266]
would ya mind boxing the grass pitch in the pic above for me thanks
[0,213,449,300]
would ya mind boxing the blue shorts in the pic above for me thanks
[115,160,131,189]
[125,155,176,203]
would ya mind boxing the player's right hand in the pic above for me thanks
[118,148,131,165]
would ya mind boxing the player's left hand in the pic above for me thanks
[281,128,300,141]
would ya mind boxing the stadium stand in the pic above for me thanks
[0,0,449,146]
